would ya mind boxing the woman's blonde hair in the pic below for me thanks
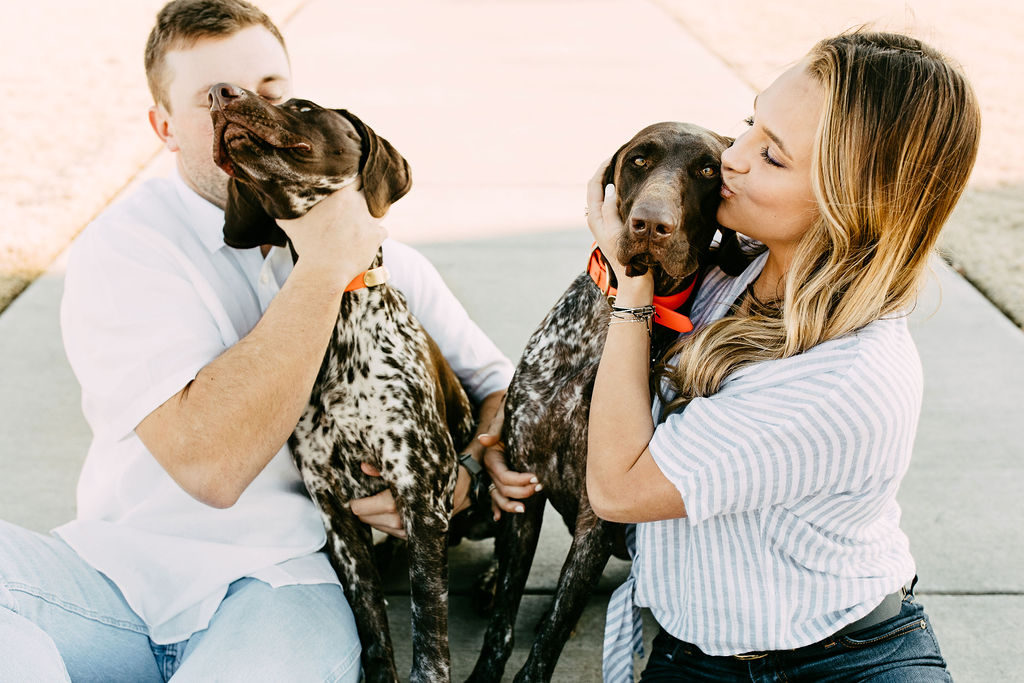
[657,31,981,415]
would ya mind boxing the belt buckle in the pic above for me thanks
[733,652,768,660]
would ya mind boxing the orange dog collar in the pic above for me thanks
[344,265,390,292]
[586,245,695,334]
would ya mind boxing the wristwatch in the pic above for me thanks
[457,452,492,507]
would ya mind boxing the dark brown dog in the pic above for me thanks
[210,83,475,683]
[468,122,736,682]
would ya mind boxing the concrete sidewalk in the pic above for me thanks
[1,1,1020,680]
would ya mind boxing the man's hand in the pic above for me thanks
[349,460,473,539]
[349,463,407,539]
[351,391,543,536]
[277,184,387,289]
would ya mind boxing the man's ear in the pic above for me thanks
[223,179,289,249]
[148,105,180,153]
[336,110,412,218]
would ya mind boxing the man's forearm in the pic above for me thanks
[136,260,346,508]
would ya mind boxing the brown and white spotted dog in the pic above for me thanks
[468,123,741,682]
[209,83,475,683]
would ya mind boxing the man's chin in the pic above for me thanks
[178,158,231,209]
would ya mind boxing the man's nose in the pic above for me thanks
[208,83,243,109]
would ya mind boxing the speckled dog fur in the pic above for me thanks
[210,84,475,683]
[292,255,476,683]
[469,123,734,683]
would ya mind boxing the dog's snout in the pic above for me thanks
[630,213,677,240]
[208,82,243,109]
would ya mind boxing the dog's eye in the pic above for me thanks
[700,166,718,178]
[299,107,312,113]
[632,157,647,168]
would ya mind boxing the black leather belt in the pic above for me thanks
[731,580,913,661]
[832,584,909,637]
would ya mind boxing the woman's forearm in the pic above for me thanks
[586,278,657,513]
[583,171,686,522]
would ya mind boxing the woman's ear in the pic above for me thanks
[336,110,412,218]
[222,179,289,250]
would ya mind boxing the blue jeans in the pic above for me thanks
[0,520,361,682]
[641,592,951,682]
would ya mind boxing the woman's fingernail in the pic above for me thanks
[530,476,539,484]
[515,504,525,513]
[535,483,543,492]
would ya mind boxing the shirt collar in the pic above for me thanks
[170,169,232,253]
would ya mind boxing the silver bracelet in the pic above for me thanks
[608,304,655,333]
[609,304,655,321]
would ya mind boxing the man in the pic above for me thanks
[0,0,534,679]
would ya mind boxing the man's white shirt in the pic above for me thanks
[58,171,513,644]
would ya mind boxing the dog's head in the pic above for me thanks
[208,83,411,249]
[602,122,737,294]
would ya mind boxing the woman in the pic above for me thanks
[586,31,979,681]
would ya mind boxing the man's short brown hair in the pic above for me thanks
[144,0,287,111]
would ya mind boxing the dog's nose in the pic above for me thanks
[630,212,677,240]
[208,82,243,109]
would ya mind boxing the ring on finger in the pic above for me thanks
[488,483,497,493]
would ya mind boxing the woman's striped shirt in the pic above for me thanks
[603,252,919,679]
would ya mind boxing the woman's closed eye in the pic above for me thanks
[760,146,784,168]
[744,115,785,169]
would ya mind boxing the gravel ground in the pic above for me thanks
[1,0,1021,326]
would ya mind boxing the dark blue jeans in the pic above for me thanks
[641,595,951,682]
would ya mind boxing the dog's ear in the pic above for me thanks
[602,143,626,189]
[223,179,289,249]
[715,227,749,276]
[336,109,412,218]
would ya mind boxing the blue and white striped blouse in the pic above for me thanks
[603,252,919,680]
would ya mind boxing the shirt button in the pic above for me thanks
[260,272,269,284]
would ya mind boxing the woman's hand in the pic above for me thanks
[586,159,629,282]
[472,394,541,520]
[586,159,653,304]
[479,433,541,520]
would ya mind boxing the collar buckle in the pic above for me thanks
[345,265,390,292]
